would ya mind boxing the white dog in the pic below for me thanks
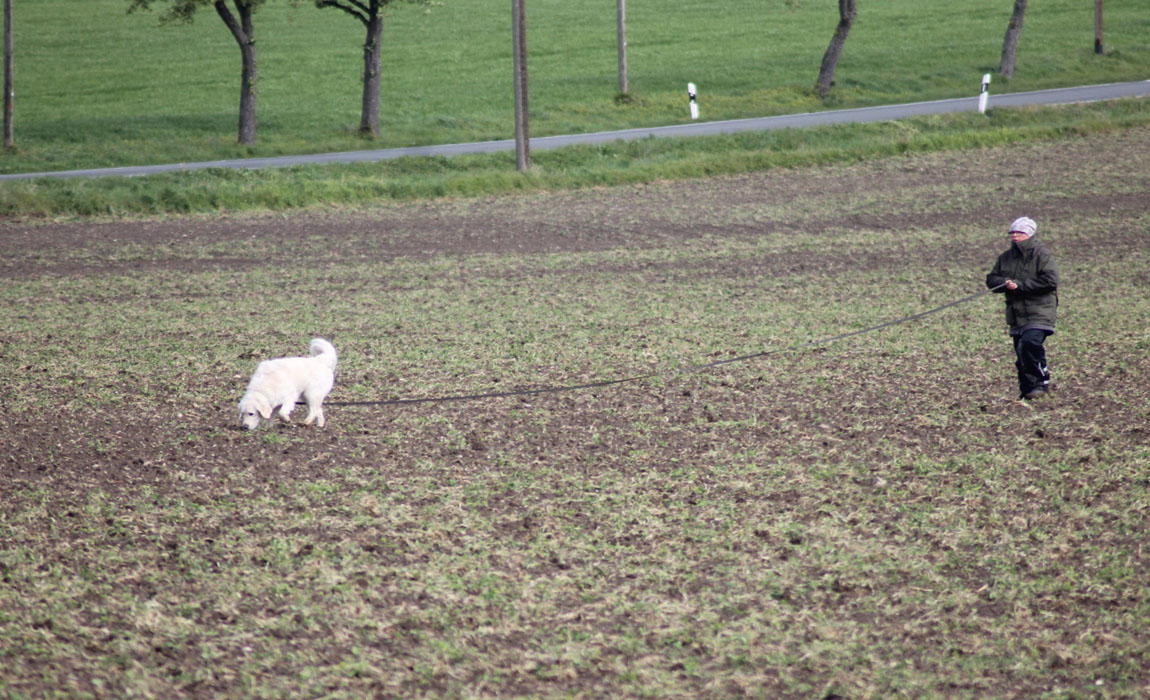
[238,338,337,430]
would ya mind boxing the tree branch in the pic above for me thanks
[214,0,250,44]
[316,0,369,25]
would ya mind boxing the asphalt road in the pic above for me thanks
[2,80,1146,181]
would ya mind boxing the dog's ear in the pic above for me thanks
[253,395,273,419]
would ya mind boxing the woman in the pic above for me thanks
[986,216,1060,400]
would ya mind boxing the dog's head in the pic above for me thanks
[238,394,272,430]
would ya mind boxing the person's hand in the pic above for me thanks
[1004,279,1019,291]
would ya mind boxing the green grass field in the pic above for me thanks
[4,0,1149,173]
[0,0,1146,217]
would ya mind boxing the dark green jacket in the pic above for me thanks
[986,237,1059,333]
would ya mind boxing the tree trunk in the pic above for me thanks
[214,0,257,145]
[360,1,383,138]
[999,0,1027,79]
[815,0,857,99]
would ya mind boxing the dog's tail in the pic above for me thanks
[309,338,338,370]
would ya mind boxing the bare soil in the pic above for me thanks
[1,130,1148,699]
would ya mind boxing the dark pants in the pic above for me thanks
[1013,329,1052,397]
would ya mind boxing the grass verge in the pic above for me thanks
[1,98,1147,218]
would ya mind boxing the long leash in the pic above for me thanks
[327,284,1004,408]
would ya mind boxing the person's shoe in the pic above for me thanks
[1022,388,1046,400]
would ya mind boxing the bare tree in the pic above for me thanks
[130,0,263,145]
[999,0,1027,79]
[313,0,432,139]
[315,0,384,137]
[815,0,857,99]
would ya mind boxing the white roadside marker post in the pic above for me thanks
[978,73,991,115]
[687,82,698,120]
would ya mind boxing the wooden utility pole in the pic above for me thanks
[512,0,529,171]
[3,0,12,150]
[616,0,627,94]
[1094,0,1103,54]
